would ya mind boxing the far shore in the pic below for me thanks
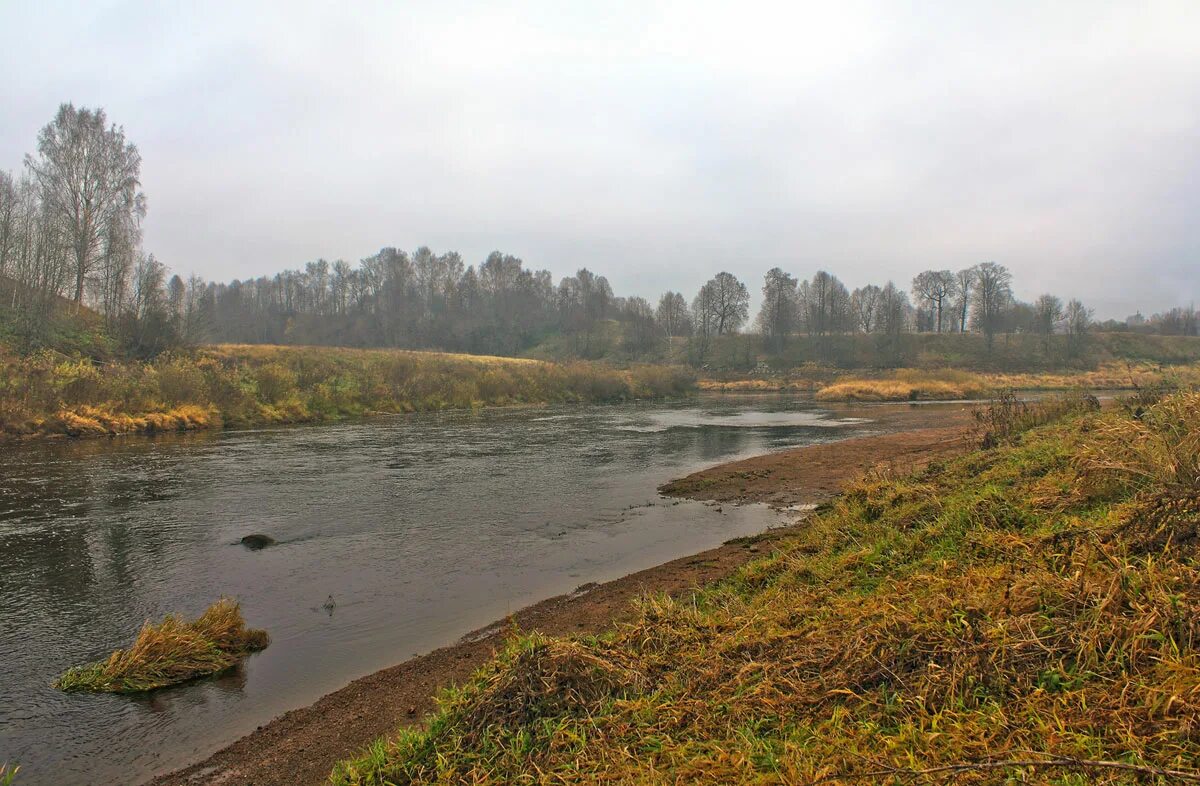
[147,404,974,786]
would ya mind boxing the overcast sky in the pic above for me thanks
[2,1,1198,319]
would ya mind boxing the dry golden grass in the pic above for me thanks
[1,344,695,440]
[334,390,1200,785]
[205,343,546,367]
[808,361,1200,402]
[56,598,269,693]
[815,368,990,401]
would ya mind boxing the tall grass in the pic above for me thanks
[333,391,1200,785]
[0,764,17,786]
[969,389,1100,448]
[0,344,696,440]
[1078,389,1200,496]
[56,598,268,693]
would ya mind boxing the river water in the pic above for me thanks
[1,394,929,784]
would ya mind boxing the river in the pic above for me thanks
[1,394,936,784]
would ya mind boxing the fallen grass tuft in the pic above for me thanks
[334,389,1200,785]
[55,598,269,693]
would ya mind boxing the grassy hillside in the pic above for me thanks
[333,390,1200,784]
[0,278,115,358]
[664,331,1200,373]
[0,344,694,441]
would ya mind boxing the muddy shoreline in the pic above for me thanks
[148,406,974,786]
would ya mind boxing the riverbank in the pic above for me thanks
[699,360,1200,401]
[327,389,1200,785]
[146,404,974,786]
[0,344,694,442]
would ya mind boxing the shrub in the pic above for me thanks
[252,362,299,405]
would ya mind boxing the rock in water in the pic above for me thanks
[240,534,276,550]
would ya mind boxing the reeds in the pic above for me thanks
[333,389,1200,785]
[55,598,269,693]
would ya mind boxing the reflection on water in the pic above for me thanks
[2,395,907,785]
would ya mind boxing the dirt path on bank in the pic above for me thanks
[148,406,976,786]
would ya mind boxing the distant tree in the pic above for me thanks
[952,267,976,333]
[695,271,749,336]
[1064,298,1092,357]
[798,270,850,337]
[655,291,691,337]
[25,104,145,305]
[1033,294,1063,353]
[969,262,1012,350]
[756,267,798,350]
[0,171,16,282]
[877,282,910,337]
[911,270,954,332]
[621,296,658,355]
[875,281,911,365]
[120,253,176,357]
[850,285,882,333]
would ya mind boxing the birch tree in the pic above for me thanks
[25,104,145,305]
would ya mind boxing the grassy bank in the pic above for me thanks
[333,390,1200,784]
[0,344,695,440]
[700,361,1200,401]
[56,599,268,693]
[685,331,1200,372]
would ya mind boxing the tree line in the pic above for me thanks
[2,104,1194,364]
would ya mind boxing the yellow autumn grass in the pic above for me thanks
[55,598,269,693]
[333,391,1200,785]
[812,362,1200,402]
[0,344,695,440]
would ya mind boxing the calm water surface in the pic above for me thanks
[2,395,920,784]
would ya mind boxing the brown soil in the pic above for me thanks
[148,405,976,786]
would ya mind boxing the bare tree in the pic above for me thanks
[799,270,850,336]
[1033,294,1063,353]
[911,270,954,332]
[1064,298,1092,357]
[696,271,749,335]
[756,267,798,349]
[25,104,145,306]
[970,262,1012,350]
[850,284,882,333]
[952,267,976,333]
[877,282,911,337]
[655,291,691,337]
[621,296,657,355]
[0,171,17,281]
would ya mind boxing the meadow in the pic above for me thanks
[332,389,1200,785]
[0,343,695,440]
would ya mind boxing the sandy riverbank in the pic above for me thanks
[148,405,975,786]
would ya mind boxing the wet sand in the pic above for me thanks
[148,405,975,786]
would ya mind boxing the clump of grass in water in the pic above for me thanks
[0,763,18,786]
[55,598,269,693]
